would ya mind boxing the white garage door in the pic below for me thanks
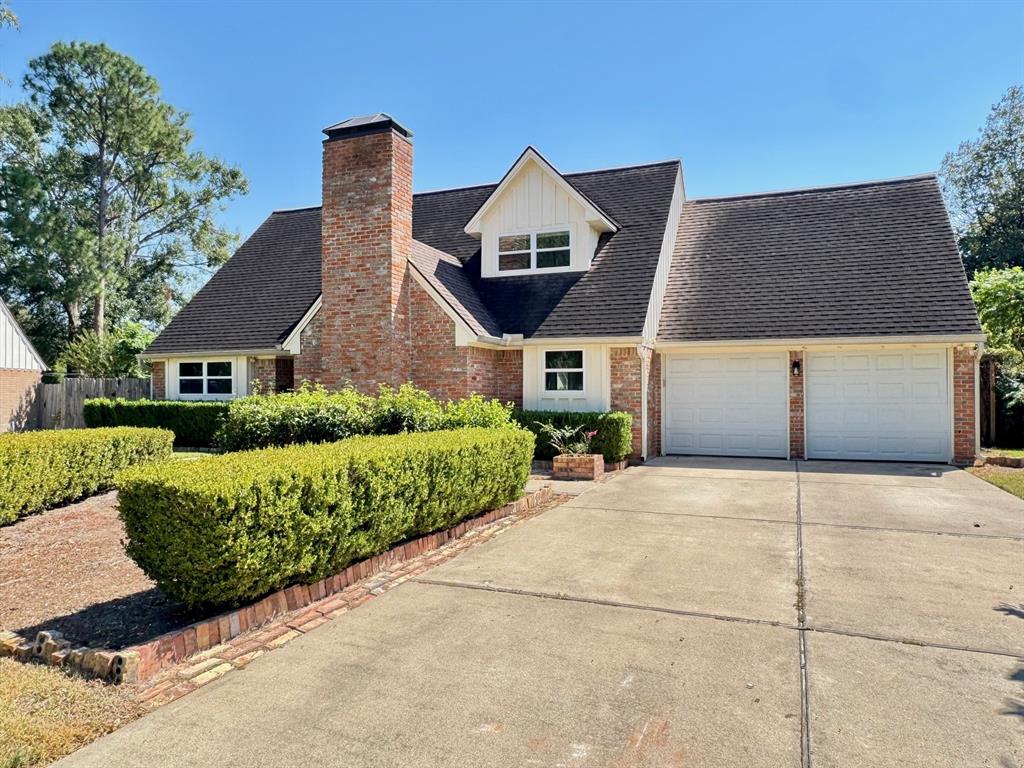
[806,350,950,462]
[664,353,788,457]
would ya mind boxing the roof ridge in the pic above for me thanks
[690,173,937,203]
[271,204,321,214]
[564,158,681,177]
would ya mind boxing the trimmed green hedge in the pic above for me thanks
[513,410,633,462]
[83,398,229,448]
[215,384,515,452]
[0,427,174,525]
[117,427,534,608]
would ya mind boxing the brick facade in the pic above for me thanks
[294,310,323,386]
[952,345,978,465]
[788,350,805,459]
[319,127,413,392]
[647,351,662,458]
[0,368,40,431]
[151,361,166,400]
[248,357,295,394]
[609,347,643,459]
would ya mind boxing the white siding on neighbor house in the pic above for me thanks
[477,157,600,278]
[0,301,46,371]
[163,355,250,400]
[522,344,610,412]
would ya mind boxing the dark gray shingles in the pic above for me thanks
[657,176,981,342]
[408,240,501,337]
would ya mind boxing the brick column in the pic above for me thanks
[609,347,642,459]
[647,351,662,458]
[952,345,978,465]
[789,350,805,460]
[151,361,166,399]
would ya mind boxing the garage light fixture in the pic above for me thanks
[791,359,802,376]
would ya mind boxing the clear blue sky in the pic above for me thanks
[2,0,1022,242]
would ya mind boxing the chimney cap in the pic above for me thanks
[322,113,413,141]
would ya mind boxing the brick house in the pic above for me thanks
[141,114,984,464]
[0,298,45,432]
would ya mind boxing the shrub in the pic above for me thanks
[83,398,228,448]
[215,384,374,452]
[215,383,515,452]
[0,427,173,525]
[513,410,633,462]
[118,427,534,608]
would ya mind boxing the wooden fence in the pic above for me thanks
[35,377,150,429]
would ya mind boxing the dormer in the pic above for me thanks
[464,147,618,278]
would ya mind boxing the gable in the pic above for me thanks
[1,299,46,370]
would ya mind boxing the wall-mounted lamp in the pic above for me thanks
[791,359,802,377]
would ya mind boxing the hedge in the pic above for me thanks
[215,384,515,452]
[83,398,229,448]
[117,427,534,608]
[0,427,174,525]
[513,410,633,462]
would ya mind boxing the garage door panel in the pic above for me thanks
[807,350,950,462]
[665,352,788,458]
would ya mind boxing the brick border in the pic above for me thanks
[0,487,553,685]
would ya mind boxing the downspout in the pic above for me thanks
[975,341,984,459]
[637,342,650,461]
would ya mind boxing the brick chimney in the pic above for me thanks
[319,113,413,392]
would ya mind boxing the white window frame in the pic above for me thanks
[177,360,234,400]
[496,227,573,275]
[543,348,585,394]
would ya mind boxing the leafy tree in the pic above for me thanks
[0,41,247,356]
[971,267,1024,357]
[941,86,1024,277]
[0,2,18,84]
[57,322,155,377]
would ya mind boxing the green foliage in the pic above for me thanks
[941,85,1024,277]
[0,427,173,525]
[215,383,514,452]
[117,428,534,608]
[83,398,228,448]
[514,410,633,462]
[56,323,155,377]
[534,421,597,456]
[0,41,247,360]
[971,267,1024,356]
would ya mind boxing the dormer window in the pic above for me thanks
[498,229,571,273]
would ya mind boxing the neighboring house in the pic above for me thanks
[141,114,984,464]
[0,298,46,432]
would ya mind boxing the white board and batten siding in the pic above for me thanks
[805,349,950,462]
[663,352,789,458]
[522,345,610,412]
[1,301,46,371]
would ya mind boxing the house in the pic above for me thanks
[0,298,46,432]
[141,113,984,464]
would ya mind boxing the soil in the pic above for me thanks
[0,492,198,649]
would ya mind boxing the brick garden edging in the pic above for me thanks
[0,486,554,685]
[983,454,1024,468]
[533,458,629,473]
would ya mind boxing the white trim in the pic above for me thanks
[173,359,238,401]
[656,334,986,351]
[407,265,504,347]
[641,164,685,343]
[464,147,618,236]
[947,346,955,462]
[974,342,984,458]
[495,227,576,276]
[281,296,322,354]
[541,348,586,395]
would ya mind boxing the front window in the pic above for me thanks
[498,229,571,272]
[544,350,584,392]
[179,361,233,397]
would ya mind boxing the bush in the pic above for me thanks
[118,427,534,608]
[215,383,515,452]
[513,410,633,462]
[83,398,228,448]
[0,427,174,525]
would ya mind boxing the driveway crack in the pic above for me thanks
[795,460,812,768]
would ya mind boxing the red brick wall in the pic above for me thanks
[788,350,805,460]
[952,345,978,464]
[248,358,276,394]
[609,347,643,459]
[294,310,323,387]
[0,368,40,431]
[647,351,661,457]
[468,347,522,407]
[319,127,413,393]
[151,361,165,399]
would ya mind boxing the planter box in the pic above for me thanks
[553,453,604,480]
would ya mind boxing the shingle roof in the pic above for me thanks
[145,160,680,354]
[657,175,981,342]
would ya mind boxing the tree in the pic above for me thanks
[941,86,1024,277]
[0,2,18,84]
[0,41,247,353]
[57,322,155,377]
[971,267,1024,357]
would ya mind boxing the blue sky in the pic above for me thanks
[2,0,1022,242]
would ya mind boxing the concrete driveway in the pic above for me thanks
[58,459,1024,768]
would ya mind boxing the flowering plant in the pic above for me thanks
[535,422,599,456]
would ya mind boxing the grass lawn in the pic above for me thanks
[0,659,140,768]
[986,447,1024,458]
[968,466,1024,500]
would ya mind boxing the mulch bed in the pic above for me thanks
[0,493,198,649]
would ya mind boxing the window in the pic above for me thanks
[178,361,233,397]
[544,350,584,392]
[497,230,571,272]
